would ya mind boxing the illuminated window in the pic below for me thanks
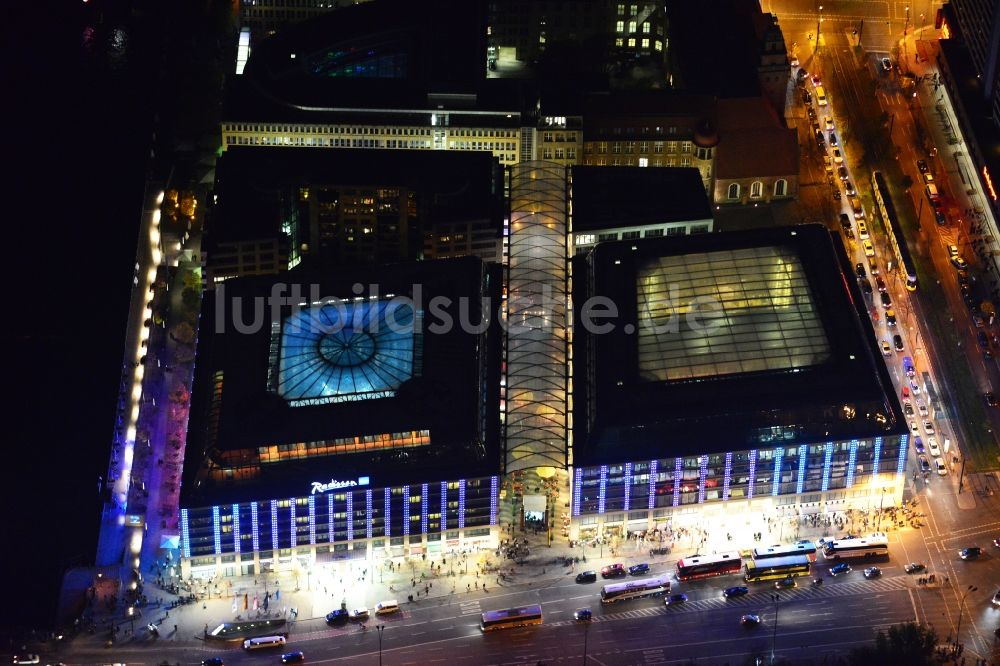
[642,38,650,49]
[617,3,625,14]
[628,21,636,33]
[774,179,787,197]
[643,22,650,33]
[750,181,764,198]
[628,38,636,47]
[616,38,623,47]
[630,4,638,16]
[616,20,624,32]
[727,183,740,200]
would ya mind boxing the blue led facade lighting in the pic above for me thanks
[232,504,241,554]
[572,468,583,516]
[308,495,316,545]
[346,492,354,541]
[871,437,883,482]
[747,450,757,499]
[421,483,429,533]
[896,434,909,479]
[440,481,448,531]
[402,485,411,536]
[647,459,658,508]
[212,506,222,555]
[458,480,466,529]
[328,494,335,543]
[796,445,807,495]
[180,509,191,558]
[489,476,498,526]
[697,455,708,504]
[270,499,279,551]
[289,500,296,548]
[672,457,682,507]
[822,443,834,492]
[722,452,733,501]
[845,440,859,488]
[771,447,784,496]
[250,502,259,551]
[366,489,373,539]
[623,463,633,512]
[597,465,608,514]
[384,487,391,537]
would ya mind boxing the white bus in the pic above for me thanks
[600,575,671,604]
[821,533,889,561]
[480,604,543,631]
[752,543,818,563]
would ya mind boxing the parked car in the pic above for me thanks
[350,608,370,621]
[326,608,350,625]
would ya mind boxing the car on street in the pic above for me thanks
[628,563,650,575]
[350,608,370,621]
[909,377,921,394]
[917,159,929,174]
[860,279,873,294]
[665,593,688,606]
[841,214,853,232]
[917,402,928,417]
[281,653,305,665]
[11,657,39,665]
[854,261,866,278]
[934,208,947,225]
[974,314,985,328]
[825,117,835,131]
[948,244,959,257]
[838,165,849,180]
[201,660,224,666]
[724,585,749,598]
[936,458,948,476]
[880,291,892,308]
[803,90,813,105]
[812,74,822,86]
[875,276,886,292]
[741,613,762,628]
[574,608,593,622]
[326,608,350,625]
[816,131,826,148]
[576,571,598,583]
[904,401,915,416]
[863,239,875,257]
[893,334,904,351]
[881,57,892,72]
[601,563,627,578]
[791,56,800,67]
[923,421,935,435]
[864,567,882,579]
[985,392,998,408]
[844,179,856,196]
[885,309,896,326]
[833,185,842,201]
[830,563,852,576]
[993,588,1000,606]
[904,562,926,573]
[918,455,931,473]
[952,256,969,269]
[881,340,892,356]
[775,577,797,589]
[959,547,982,560]
[927,437,941,457]
[807,106,815,122]
[923,172,935,183]
[832,148,844,164]
[829,132,838,146]
[857,220,869,239]
[957,270,969,285]
[913,436,924,453]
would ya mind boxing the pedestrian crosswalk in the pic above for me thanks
[459,600,483,616]
[546,575,912,626]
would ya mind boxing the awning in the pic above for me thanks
[523,494,547,513]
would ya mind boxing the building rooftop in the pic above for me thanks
[570,167,711,231]
[572,224,906,465]
[181,256,502,506]
[715,97,798,178]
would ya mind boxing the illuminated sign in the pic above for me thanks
[984,166,997,201]
[311,476,370,494]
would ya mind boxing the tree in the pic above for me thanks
[900,174,914,190]
[849,622,938,665]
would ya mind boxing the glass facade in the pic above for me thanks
[573,435,905,516]
[181,476,498,559]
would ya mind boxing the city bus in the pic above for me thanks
[675,551,743,581]
[821,534,890,561]
[480,604,543,632]
[872,171,918,291]
[600,575,671,604]
[752,542,818,563]
[744,554,812,583]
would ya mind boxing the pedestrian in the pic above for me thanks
[467,583,471,591]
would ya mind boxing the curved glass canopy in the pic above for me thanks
[278,300,415,406]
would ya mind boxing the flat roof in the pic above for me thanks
[572,225,906,465]
[570,166,711,231]
[181,256,502,506]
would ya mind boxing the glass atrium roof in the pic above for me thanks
[636,246,830,382]
[277,300,415,405]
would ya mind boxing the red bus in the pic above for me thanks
[675,551,743,581]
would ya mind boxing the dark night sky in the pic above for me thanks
[4,0,152,631]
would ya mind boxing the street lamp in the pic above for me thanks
[876,486,888,530]
[770,593,780,664]
[376,624,385,665]
[954,585,977,653]
[816,5,824,47]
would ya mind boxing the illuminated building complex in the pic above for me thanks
[178,257,502,578]
[568,225,908,540]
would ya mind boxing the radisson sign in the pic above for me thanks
[310,476,370,495]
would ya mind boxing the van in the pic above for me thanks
[375,600,400,615]
[243,635,287,650]
[925,183,940,201]
[815,86,828,106]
